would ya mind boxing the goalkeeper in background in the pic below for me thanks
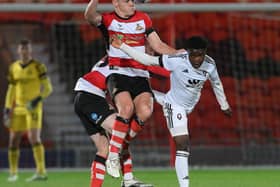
[3,39,53,182]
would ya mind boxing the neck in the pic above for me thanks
[21,57,32,64]
[115,10,130,19]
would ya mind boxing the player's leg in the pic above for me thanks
[126,77,154,142]
[106,74,135,177]
[7,130,23,182]
[74,91,114,186]
[173,135,190,187]
[7,112,29,182]
[26,108,47,182]
[133,77,154,124]
[89,132,109,187]
[163,103,190,187]
[119,78,154,187]
[120,143,153,187]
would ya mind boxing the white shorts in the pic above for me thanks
[163,102,188,137]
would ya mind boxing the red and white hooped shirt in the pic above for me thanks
[99,11,154,78]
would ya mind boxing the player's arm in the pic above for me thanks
[40,77,53,99]
[146,32,178,55]
[3,67,16,127]
[111,35,160,66]
[209,67,232,117]
[27,64,53,110]
[84,0,102,26]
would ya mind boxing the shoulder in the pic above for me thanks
[9,60,20,70]
[101,12,115,24]
[135,11,150,18]
[165,52,188,60]
[32,60,47,73]
[204,55,216,65]
[102,12,114,18]
[133,11,151,22]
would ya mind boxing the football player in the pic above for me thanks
[111,35,232,187]
[4,39,53,182]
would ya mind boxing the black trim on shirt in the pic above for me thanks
[98,23,110,49]
[159,55,164,67]
[114,11,136,20]
[19,59,33,68]
[146,27,155,37]
[39,73,47,78]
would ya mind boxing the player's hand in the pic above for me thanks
[27,96,42,110]
[222,107,232,117]
[110,34,123,49]
[3,108,11,128]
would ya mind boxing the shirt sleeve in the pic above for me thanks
[209,66,230,110]
[161,53,186,71]
[36,63,53,99]
[5,65,15,109]
[40,77,53,99]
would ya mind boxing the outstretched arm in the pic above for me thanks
[146,32,178,55]
[111,35,160,66]
[209,68,232,117]
[84,0,102,26]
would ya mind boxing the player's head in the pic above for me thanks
[113,0,136,18]
[185,36,208,69]
[17,39,32,62]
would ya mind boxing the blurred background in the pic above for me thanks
[0,0,280,170]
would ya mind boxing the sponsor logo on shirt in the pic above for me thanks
[186,79,200,88]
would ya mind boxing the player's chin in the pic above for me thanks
[127,9,136,16]
[192,64,201,69]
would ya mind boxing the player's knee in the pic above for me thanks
[135,104,153,122]
[9,142,19,149]
[174,136,190,152]
[96,148,109,158]
[176,142,189,152]
[9,136,21,148]
[118,104,134,119]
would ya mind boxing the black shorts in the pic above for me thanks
[74,91,115,136]
[107,73,153,100]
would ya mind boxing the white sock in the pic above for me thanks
[175,150,190,187]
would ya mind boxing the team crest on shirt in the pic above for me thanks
[177,113,182,120]
[135,23,144,31]
[202,70,208,77]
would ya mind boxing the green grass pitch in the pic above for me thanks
[0,168,279,187]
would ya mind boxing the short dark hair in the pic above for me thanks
[185,36,208,50]
[19,39,31,46]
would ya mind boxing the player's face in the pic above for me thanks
[114,0,136,18]
[18,44,32,61]
[188,49,206,69]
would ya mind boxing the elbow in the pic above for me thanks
[84,11,91,23]
[84,12,98,26]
